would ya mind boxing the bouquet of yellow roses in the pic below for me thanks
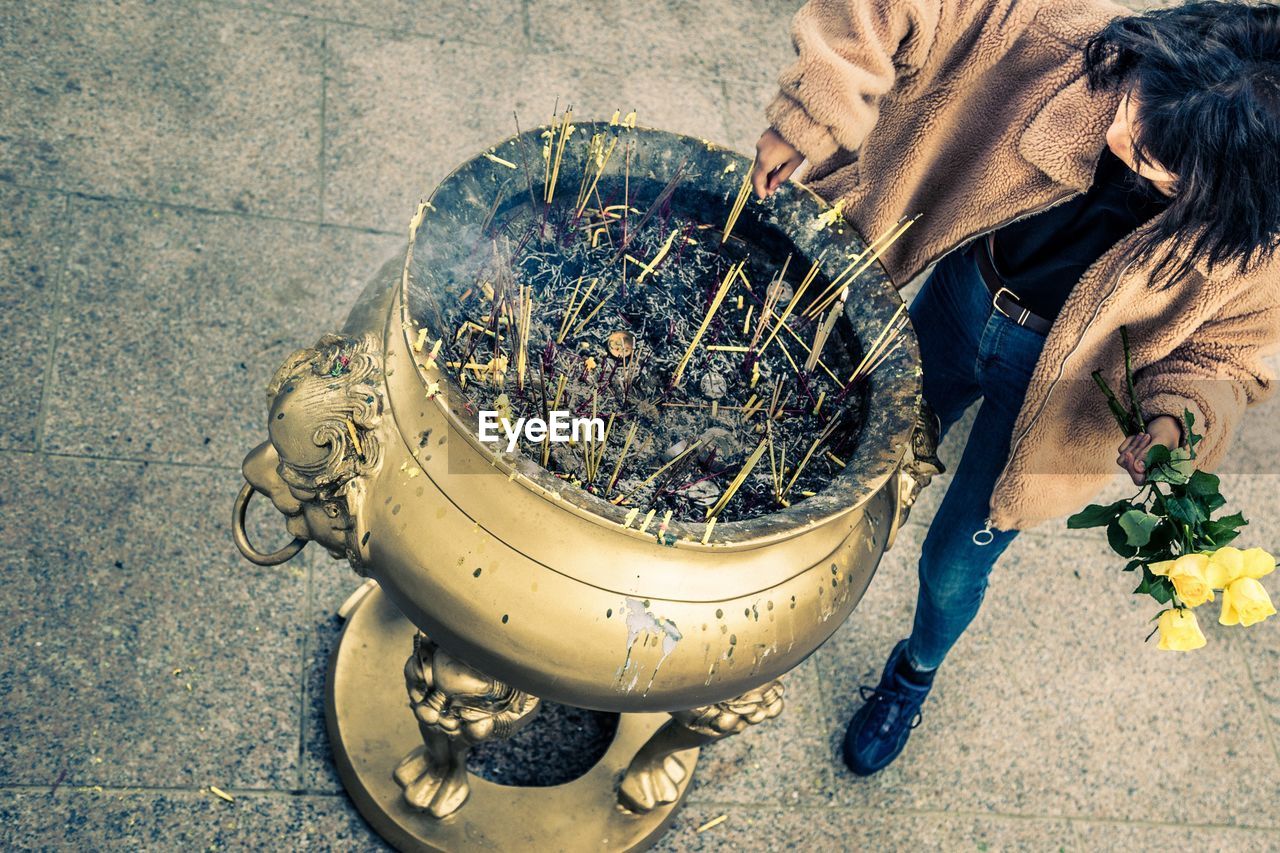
[1068,328,1276,650]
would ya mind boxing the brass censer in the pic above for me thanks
[233,123,941,851]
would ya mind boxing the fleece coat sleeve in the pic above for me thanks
[766,0,944,163]
[1133,284,1280,471]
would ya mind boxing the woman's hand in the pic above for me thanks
[752,129,805,199]
[1116,415,1183,485]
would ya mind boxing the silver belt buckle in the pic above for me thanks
[992,287,1031,326]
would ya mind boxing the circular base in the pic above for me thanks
[325,585,699,852]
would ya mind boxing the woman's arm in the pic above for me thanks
[764,0,944,165]
[1131,286,1280,473]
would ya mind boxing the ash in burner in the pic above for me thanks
[413,116,911,527]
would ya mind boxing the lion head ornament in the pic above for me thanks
[234,333,385,570]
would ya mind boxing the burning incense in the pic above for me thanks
[776,317,839,384]
[515,285,533,389]
[801,219,902,319]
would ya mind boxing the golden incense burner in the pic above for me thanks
[233,124,940,851]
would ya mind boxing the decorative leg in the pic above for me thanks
[617,679,785,813]
[393,632,541,818]
[898,401,945,522]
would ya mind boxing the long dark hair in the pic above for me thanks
[1084,1,1280,284]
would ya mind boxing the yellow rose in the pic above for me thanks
[1206,547,1246,589]
[1157,608,1207,651]
[1167,556,1215,608]
[1219,577,1278,627]
[1241,547,1276,580]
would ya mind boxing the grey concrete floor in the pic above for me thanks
[1,0,1278,850]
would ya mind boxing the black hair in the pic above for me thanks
[1084,1,1280,284]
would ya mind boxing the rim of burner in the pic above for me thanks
[396,123,921,549]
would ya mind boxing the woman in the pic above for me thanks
[750,0,1280,775]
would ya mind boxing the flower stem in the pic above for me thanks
[1120,325,1146,433]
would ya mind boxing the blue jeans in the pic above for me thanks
[904,248,1048,672]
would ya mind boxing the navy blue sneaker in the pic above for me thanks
[842,640,933,776]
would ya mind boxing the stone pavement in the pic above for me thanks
[1,0,1277,850]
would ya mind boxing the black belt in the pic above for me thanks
[973,234,1054,336]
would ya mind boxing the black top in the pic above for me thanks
[987,148,1172,320]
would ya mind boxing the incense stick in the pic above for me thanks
[557,277,598,344]
[802,219,901,319]
[757,257,819,358]
[611,439,704,505]
[575,133,618,218]
[721,156,756,244]
[544,107,574,204]
[782,413,842,498]
[706,439,768,518]
[606,422,639,496]
[847,305,906,383]
[806,295,843,373]
[671,261,741,386]
[805,215,920,319]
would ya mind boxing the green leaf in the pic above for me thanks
[1169,448,1196,479]
[1068,500,1130,530]
[1143,444,1193,486]
[1107,517,1139,558]
[1216,510,1248,528]
[1135,568,1175,604]
[1187,469,1221,499]
[1137,521,1176,558]
[1202,511,1248,547]
[1150,577,1175,605]
[1147,457,1193,486]
[1164,495,1207,526]
[1187,470,1226,512]
[1144,444,1172,468]
[1124,558,1144,573]
[1183,408,1203,452]
[1118,509,1159,547]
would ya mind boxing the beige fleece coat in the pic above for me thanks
[767,0,1280,531]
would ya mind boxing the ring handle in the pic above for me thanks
[233,482,308,566]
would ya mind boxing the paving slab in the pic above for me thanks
[812,524,1280,825]
[0,788,387,852]
[246,0,525,45]
[656,803,1078,852]
[322,26,729,231]
[40,198,401,468]
[1070,817,1280,852]
[0,0,323,219]
[684,657,835,805]
[0,452,310,790]
[0,185,66,451]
